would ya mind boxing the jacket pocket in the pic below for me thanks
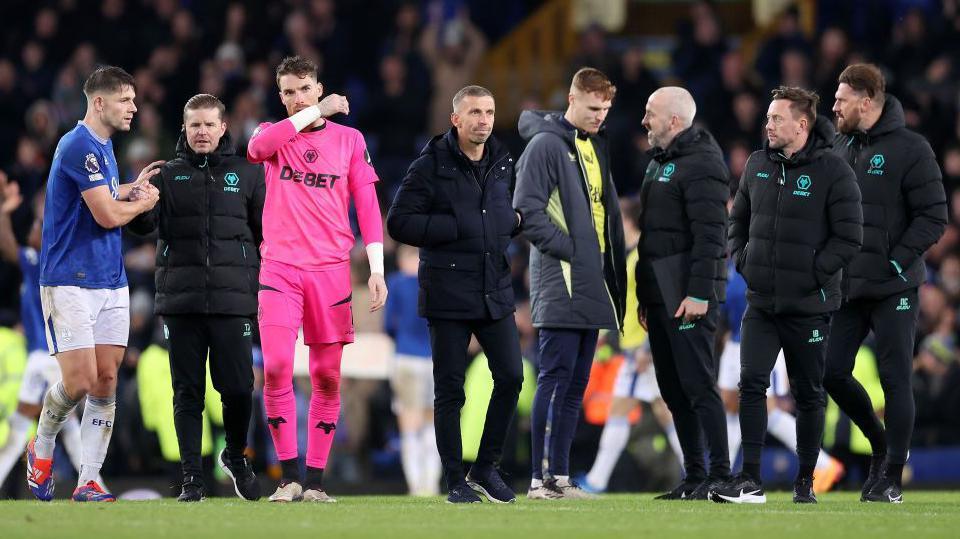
[736,242,749,273]
[241,241,256,294]
[156,240,170,291]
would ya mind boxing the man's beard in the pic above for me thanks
[837,112,859,134]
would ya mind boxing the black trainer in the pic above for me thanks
[860,456,885,501]
[218,449,262,501]
[793,476,817,504]
[466,466,516,503]
[178,476,204,502]
[710,473,766,504]
[654,479,702,500]
[862,477,903,504]
[688,477,728,500]
[447,483,483,504]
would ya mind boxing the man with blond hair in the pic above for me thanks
[514,68,626,500]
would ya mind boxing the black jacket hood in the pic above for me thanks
[649,125,725,163]
[175,129,236,167]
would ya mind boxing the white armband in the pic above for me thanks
[366,242,384,275]
[289,105,323,132]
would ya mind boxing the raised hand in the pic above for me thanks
[0,172,23,214]
[317,94,350,118]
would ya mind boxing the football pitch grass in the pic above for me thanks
[2,491,959,539]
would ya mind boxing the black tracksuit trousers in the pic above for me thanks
[164,315,255,479]
[646,304,730,481]
[823,288,918,467]
[739,306,832,480]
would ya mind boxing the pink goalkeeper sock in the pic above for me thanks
[306,343,343,469]
[261,325,299,462]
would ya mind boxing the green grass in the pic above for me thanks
[2,492,959,539]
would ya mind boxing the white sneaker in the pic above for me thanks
[268,481,303,502]
[550,478,599,500]
[302,488,337,503]
[526,485,562,500]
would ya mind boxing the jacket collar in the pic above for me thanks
[175,129,235,168]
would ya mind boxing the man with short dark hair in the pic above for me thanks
[713,86,863,504]
[514,67,626,500]
[248,56,387,503]
[129,93,266,502]
[388,85,523,504]
[27,65,160,502]
[826,63,947,503]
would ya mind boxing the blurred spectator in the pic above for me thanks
[754,6,812,88]
[571,25,618,78]
[885,8,935,86]
[0,59,24,166]
[672,1,727,103]
[19,41,54,103]
[24,100,60,155]
[360,54,427,194]
[607,45,658,195]
[420,6,487,135]
[814,27,850,112]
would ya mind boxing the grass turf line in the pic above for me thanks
[1,492,959,539]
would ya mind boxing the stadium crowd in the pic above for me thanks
[1,0,959,498]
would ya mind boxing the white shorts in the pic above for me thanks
[613,350,660,403]
[390,354,434,411]
[718,341,790,397]
[40,286,130,354]
[17,350,62,405]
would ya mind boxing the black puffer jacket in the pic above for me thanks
[729,116,863,315]
[128,131,266,317]
[832,95,947,300]
[513,110,626,331]
[386,128,517,320]
[637,126,729,306]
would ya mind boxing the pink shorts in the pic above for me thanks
[258,259,355,344]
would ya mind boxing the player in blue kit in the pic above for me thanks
[0,173,105,489]
[25,66,161,502]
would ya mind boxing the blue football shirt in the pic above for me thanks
[39,122,127,289]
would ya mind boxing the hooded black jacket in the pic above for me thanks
[637,126,729,306]
[513,110,626,331]
[832,95,947,300]
[386,128,517,320]
[729,116,863,315]
[128,131,266,317]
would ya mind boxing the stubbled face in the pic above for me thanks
[833,82,866,134]
[451,95,494,145]
[641,93,673,149]
[765,99,804,150]
[567,90,611,134]
[278,73,322,117]
[184,107,226,154]
[97,84,137,132]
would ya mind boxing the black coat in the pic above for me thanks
[729,116,863,315]
[637,126,729,306]
[833,95,947,300]
[386,128,517,320]
[128,131,266,317]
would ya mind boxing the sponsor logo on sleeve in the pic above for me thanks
[84,153,101,174]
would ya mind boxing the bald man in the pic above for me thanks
[637,87,731,499]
